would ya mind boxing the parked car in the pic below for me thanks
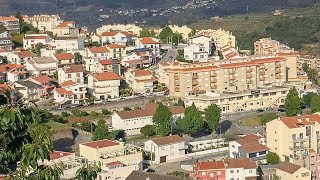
[257,109,265,113]
[278,108,285,112]
[279,105,285,108]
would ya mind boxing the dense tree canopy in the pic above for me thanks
[152,103,172,136]
[92,119,109,141]
[266,152,280,164]
[177,103,204,135]
[204,104,221,132]
[311,94,320,113]
[140,125,155,137]
[139,28,156,37]
[284,87,302,116]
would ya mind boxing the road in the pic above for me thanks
[149,48,179,72]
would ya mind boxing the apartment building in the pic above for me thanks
[188,35,215,56]
[0,16,20,33]
[276,161,311,180]
[53,53,75,67]
[220,45,240,59]
[158,61,181,86]
[135,37,161,58]
[254,38,295,55]
[0,64,28,82]
[229,133,269,163]
[184,44,208,62]
[57,64,84,84]
[87,71,121,100]
[25,56,58,76]
[97,31,131,45]
[23,34,53,49]
[266,114,320,176]
[124,69,156,95]
[0,32,13,50]
[112,103,184,135]
[298,56,320,70]
[196,28,236,49]
[191,160,226,180]
[24,14,61,32]
[52,21,79,36]
[165,56,287,98]
[107,44,126,59]
[144,135,185,164]
[55,36,84,50]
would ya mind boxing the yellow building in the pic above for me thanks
[266,114,320,175]
[254,38,295,55]
[196,28,236,48]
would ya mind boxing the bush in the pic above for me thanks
[90,111,98,116]
[259,113,278,125]
[80,111,89,116]
[140,125,155,137]
[71,109,81,116]
[81,122,95,132]
[101,109,111,115]
[54,116,68,124]
[61,111,69,117]
[123,106,132,111]
[267,152,280,164]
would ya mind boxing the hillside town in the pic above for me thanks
[1,13,320,180]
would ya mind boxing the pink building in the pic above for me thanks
[191,160,226,180]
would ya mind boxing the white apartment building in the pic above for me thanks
[0,64,28,82]
[188,35,215,56]
[87,72,121,100]
[6,51,36,65]
[86,46,110,59]
[144,135,186,164]
[224,158,258,180]
[0,16,20,33]
[107,44,126,59]
[184,44,208,62]
[14,80,45,100]
[125,69,156,95]
[135,37,161,58]
[25,56,58,76]
[52,53,75,67]
[23,34,53,49]
[185,86,291,113]
[112,103,185,135]
[24,14,62,32]
[53,80,87,104]
[57,64,84,84]
[0,32,13,50]
[54,36,84,50]
[98,31,131,45]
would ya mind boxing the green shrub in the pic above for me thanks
[71,109,81,116]
[61,111,69,117]
[80,111,89,116]
[101,109,111,115]
[90,111,98,116]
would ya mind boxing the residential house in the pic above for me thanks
[43,151,75,166]
[25,56,58,75]
[14,80,45,100]
[99,31,131,45]
[29,75,55,96]
[188,35,215,56]
[125,69,156,94]
[266,114,320,176]
[191,160,226,180]
[0,64,28,82]
[52,21,79,36]
[7,51,36,65]
[86,46,110,59]
[132,48,155,65]
[276,161,311,180]
[54,36,84,50]
[229,133,269,163]
[24,14,62,32]
[0,16,20,33]
[0,32,13,50]
[107,44,126,59]
[87,71,121,100]
[135,37,161,58]
[126,171,191,180]
[144,135,185,164]
[254,38,295,55]
[0,83,18,104]
[121,53,143,69]
[224,158,258,180]
[94,59,113,73]
[112,103,185,135]
[184,44,208,62]
[53,53,75,67]
[57,64,84,84]
[53,80,86,104]
[220,45,240,59]
[23,34,53,49]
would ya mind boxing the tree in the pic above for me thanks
[302,92,316,107]
[177,98,185,107]
[159,26,173,43]
[76,162,101,180]
[140,125,155,137]
[284,87,302,116]
[152,103,172,136]
[12,32,24,47]
[55,49,64,54]
[311,94,320,113]
[32,43,44,56]
[188,29,196,37]
[45,31,57,39]
[302,63,309,72]
[205,104,221,132]
[223,133,240,142]
[101,109,111,115]
[177,103,204,135]
[123,106,132,111]
[266,152,280,164]
[0,24,7,33]
[139,28,155,37]
[92,120,109,141]
[74,52,83,64]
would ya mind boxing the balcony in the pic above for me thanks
[292,137,308,142]
[174,87,180,92]
[259,71,265,75]
[192,80,199,85]
[211,78,217,83]
[246,67,253,72]
[230,82,236,86]
[229,70,235,74]
[211,72,217,77]
[174,81,180,86]
[275,74,281,79]
[275,62,281,67]
[246,80,253,84]
[275,68,281,73]
[211,85,217,89]
[229,75,235,80]
[289,145,308,150]
[192,75,199,79]
[317,135,320,139]
[192,87,199,91]
[246,73,252,78]
[259,77,265,81]
[174,75,179,80]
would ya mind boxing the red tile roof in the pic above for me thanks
[24,35,47,40]
[82,140,119,149]
[63,64,84,73]
[0,84,13,94]
[101,31,118,36]
[98,59,113,65]
[107,44,126,48]
[120,31,130,36]
[56,21,74,28]
[60,80,77,87]
[89,47,109,53]
[131,69,152,77]
[279,114,320,129]
[151,135,184,146]
[240,144,269,153]
[15,51,36,58]
[106,161,125,167]
[0,64,25,72]
[277,161,302,174]
[92,72,120,81]
[54,53,75,60]
[49,151,73,160]
[195,160,225,170]
[32,76,53,84]
[0,16,18,21]
[140,37,160,44]
[55,88,73,95]
[224,158,257,169]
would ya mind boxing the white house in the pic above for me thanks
[107,44,126,59]
[188,35,214,56]
[87,71,121,100]
[144,135,185,164]
[86,46,110,59]
[25,56,58,76]
[224,158,258,180]
[14,80,45,100]
[0,64,28,82]
[124,69,156,95]
[54,36,84,50]
[99,31,131,45]
[112,103,185,136]
[23,34,53,49]
[135,37,161,58]
[184,44,208,62]
[6,51,36,65]
[53,80,87,104]
[57,64,84,84]
[53,53,75,67]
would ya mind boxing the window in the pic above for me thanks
[217,171,221,175]
[259,151,267,155]
[249,170,252,173]
[301,172,309,177]
[170,145,174,149]
[201,172,206,176]
[230,170,234,173]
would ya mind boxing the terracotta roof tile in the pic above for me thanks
[0,16,18,21]
[24,35,47,40]
[0,64,25,72]
[98,60,113,65]
[15,51,36,58]
[101,31,118,36]
[49,151,73,160]
[107,44,126,48]
[32,76,53,84]
[224,158,257,169]
[106,161,125,167]
[92,72,120,81]
[151,135,184,146]
[195,160,225,170]
[89,46,109,53]
[277,161,302,174]
[240,144,269,153]
[140,37,160,44]
[63,64,84,73]
[55,88,73,95]
[82,139,119,149]
[131,69,152,77]
[56,21,74,28]
[60,80,77,87]
[54,53,75,60]
[279,115,320,129]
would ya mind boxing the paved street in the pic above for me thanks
[149,48,179,72]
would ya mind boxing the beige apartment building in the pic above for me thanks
[298,56,320,70]
[165,56,286,98]
[185,86,291,113]
[254,38,295,55]
[196,28,236,48]
[266,114,320,177]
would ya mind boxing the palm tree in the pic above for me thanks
[76,162,101,180]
